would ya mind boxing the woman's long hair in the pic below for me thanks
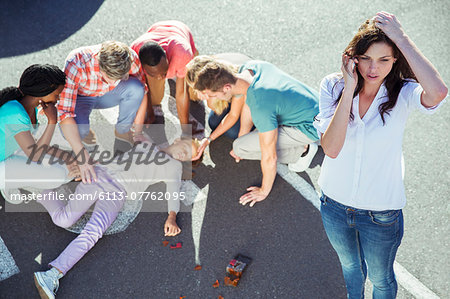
[334,19,416,124]
[0,64,66,108]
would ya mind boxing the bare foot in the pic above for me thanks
[164,212,181,236]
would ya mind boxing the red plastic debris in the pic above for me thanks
[179,297,186,299]
[218,296,224,299]
[194,265,202,270]
[212,280,220,288]
[170,242,182,249]
[162,241,169,247]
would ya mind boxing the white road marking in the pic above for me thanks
[394,261,440,299]
[0,236,19,281]
[34,252,42,265]
[186,183,209,265]
[276,163,321,209]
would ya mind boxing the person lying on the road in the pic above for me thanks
[187,57,320,207]
[159,136,202,164]
[314,12,447,298]
[0,64,79,203]
[33,137,201,299]
[185,53,254,160]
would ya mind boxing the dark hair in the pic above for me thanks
[0,64,66,108]
[334,19,416,124]
[138,42,166,66]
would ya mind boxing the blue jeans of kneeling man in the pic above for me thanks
[74,76,145,139]
[319,193,403,299]
[208,106,241,140]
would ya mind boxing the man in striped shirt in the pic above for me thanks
[58,41,147,184]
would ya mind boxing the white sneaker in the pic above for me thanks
[34,268,63,299]
[288,143,318,172]
[1,188,24,204]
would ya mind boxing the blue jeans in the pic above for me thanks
[208,107,240,140]
[74,76,145,139]
[320,193,403,299]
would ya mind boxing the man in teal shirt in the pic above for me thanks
[192,59,319,207]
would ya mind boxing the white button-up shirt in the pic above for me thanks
[314,73,445,211]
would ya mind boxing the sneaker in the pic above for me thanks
[1,188,24,204]
[288,143,318,172]
[114,129,135,146]
[20,187,44,204]
[82,129,98,152]
[34,268,63,299]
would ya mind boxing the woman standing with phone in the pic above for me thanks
[314,12,447,298]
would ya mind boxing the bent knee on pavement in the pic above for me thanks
[124,76,145,99]
[232,136,250,158]
[76,124,91,140]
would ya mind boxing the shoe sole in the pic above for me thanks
[115,136,135,146]
[34,273,54,299]
[288,143,318,172]
[1,189,24,205]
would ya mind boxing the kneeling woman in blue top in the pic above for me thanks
[314,12,447,298]
[0,64,78,203]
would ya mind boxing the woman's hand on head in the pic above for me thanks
[341,52,358,90]
[40,101,58,124]
[374,12,405,43]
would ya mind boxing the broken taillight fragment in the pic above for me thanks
[170,242,182,249]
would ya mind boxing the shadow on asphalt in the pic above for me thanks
[182,138,346,298]
[0,0,103,58]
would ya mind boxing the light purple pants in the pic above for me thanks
[38,167,125,274]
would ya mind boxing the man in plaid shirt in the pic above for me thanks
[58,41,146,184]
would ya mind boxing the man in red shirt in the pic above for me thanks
[58,41,147,184]
[131,21,198,133]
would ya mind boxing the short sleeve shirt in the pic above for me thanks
[239,60,319,140]
[0,100,34,161]
[131,20,197,79]
[313,73,446,210]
